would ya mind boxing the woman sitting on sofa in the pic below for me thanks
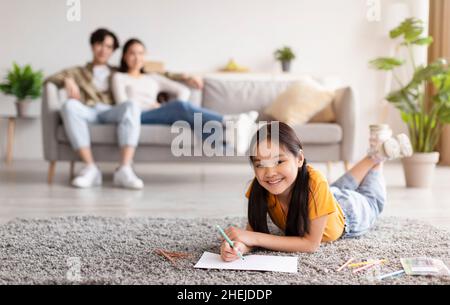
[112,38,258,154]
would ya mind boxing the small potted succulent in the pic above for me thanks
[274,46,296,72]
[0,63,43,117]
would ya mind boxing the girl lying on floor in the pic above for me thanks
[220,122,413,261]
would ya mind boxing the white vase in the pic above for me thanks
[402,152,440,188]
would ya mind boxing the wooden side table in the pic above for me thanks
[1,115,39,164]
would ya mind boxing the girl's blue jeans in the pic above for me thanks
[330,169,387,238]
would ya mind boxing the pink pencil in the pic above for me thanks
[337,258,354,272]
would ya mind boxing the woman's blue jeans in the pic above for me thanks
[141,100,224,140]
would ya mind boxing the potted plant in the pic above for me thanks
[0,63,43,117]
[370,18,450,188]
[274,46,296,72]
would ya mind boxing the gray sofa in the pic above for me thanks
[42,76,356,183]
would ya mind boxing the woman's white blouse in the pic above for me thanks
[112,72,190,110]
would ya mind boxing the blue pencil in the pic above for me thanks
[378,269,405,280]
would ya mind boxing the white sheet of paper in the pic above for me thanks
[194,252,298,273]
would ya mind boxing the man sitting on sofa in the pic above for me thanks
[45,28,203,190]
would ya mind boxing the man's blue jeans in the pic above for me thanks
[60,99,141,150]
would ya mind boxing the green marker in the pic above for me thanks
[216,225,245,260]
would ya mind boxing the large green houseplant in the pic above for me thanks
[370,18,450,187]
[0,62,43,117]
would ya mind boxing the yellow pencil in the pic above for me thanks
[348,259,388,268]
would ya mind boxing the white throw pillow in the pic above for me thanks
[264,78,335,126]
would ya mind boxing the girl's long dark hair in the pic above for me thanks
[248,122,310,237]
[119,38,146,73]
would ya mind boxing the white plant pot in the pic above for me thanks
[402,152,440,188]
[281,61,291,72]
[15,99,33,117]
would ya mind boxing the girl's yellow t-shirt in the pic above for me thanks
[245,164,345,242]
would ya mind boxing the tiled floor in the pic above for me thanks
[0,160,449,232]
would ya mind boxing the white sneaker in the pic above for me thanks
[369,133,413,162]
[225,111,259,155]
[382,137,401,160]
[113,165,144,190]
[368,124,392,156]
[396,133,413,157]
[72,164,102,188]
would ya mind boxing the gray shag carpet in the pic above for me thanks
[0,216,449,285]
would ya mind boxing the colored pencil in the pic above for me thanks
[216,225,244,260]
[337,258,355,272]
[377,270,405,280]
[353,260,382,273]
[349,259,388,268]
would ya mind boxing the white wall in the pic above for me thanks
[0,0,429,161]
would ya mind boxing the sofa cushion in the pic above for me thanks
[57,124,195,147]
[264,78,335,125]
[308,103,336,123]
[201,76,337,118]
[57,123,341,146]
[292,123,342,144]
[202,78,296,118]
